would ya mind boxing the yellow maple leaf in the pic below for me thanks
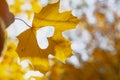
[32,2,79,62]
[17,2,78,73]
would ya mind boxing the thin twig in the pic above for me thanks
[15,18,31,28]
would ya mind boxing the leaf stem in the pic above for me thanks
[15,18,31,28]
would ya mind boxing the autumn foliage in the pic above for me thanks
[0,0,120,80]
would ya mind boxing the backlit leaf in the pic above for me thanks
[17,1,79,73]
